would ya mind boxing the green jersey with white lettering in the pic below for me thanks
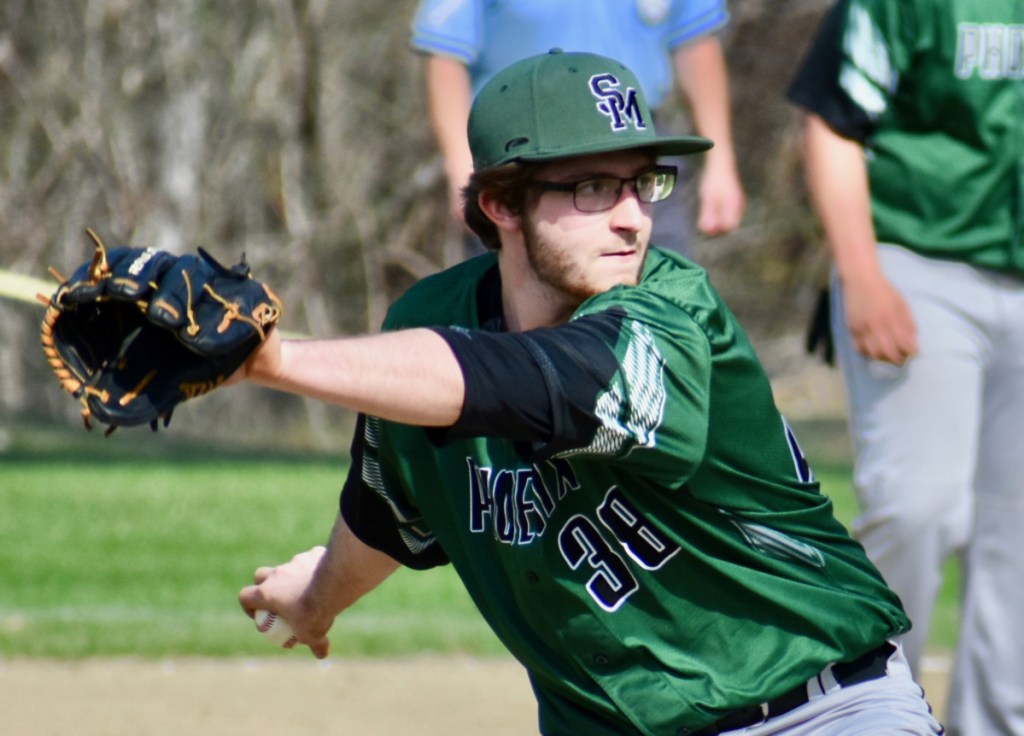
[790,0,1024,271]
[342,249,908,736]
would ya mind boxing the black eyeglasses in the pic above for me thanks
[526,165,677,213]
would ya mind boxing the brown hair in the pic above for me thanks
[461,162,541,250]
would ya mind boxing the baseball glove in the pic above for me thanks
[41,229,283,433]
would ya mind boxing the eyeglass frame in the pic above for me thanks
[525,164,678,213]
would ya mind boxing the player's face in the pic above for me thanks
[521,150,656,305]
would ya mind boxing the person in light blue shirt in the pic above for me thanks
[411,0,746,257]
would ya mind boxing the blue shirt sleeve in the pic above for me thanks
[410,0,482,63]
[410,0,730,105]
[663,0,729,49]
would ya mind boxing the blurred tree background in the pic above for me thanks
[0,0,836,449]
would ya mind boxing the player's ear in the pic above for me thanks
[477,190,523,234]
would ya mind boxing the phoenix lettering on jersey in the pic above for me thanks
[955,23,1024,79]
[467,456,581,545]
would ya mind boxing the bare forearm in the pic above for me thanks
[248,328,465,427]
[674,37,746,233]
[674,37,736,169]
[802,113,917,363]
[425,55,474,191]
[802,114,879,282]
[239,514,400,659]
[306,514,401,618]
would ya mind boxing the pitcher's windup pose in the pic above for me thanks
[237,51,942,735]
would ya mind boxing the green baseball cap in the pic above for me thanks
[468,49,713,171]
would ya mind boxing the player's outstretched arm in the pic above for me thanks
[239,327,465,427]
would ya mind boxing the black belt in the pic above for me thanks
[688,642,896,736]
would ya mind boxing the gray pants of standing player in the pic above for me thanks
[832,243,1024,736]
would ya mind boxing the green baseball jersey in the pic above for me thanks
[341,249,908,735]
[789,0,1024,271]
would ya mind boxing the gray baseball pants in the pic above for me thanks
[722,643,942,735]
[831,243,1024,736]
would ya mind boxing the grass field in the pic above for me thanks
[0,422,504,659]
[0,419,959,659]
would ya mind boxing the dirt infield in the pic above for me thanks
[3,656,537,736]
[2,655,950,735]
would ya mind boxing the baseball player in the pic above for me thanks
[238,51,942,735]
[411,0,746,256]
[788,1,1024,734]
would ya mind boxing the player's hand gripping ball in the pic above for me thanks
[40,228,283,434]
[254,609,298,648]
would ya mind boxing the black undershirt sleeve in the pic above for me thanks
[786,0,875,143]
[339,306,626,567]
[428,308,626,460]
[339,414,451,570]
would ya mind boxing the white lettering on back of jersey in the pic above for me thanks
[955,23,1024,79]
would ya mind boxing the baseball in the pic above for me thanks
[254,609,298,648]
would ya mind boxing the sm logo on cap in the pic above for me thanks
[589,73,647,132]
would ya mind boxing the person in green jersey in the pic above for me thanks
[789,2,1024,734]
[237,50,942,735]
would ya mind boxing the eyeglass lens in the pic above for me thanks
[574,168,675,212]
